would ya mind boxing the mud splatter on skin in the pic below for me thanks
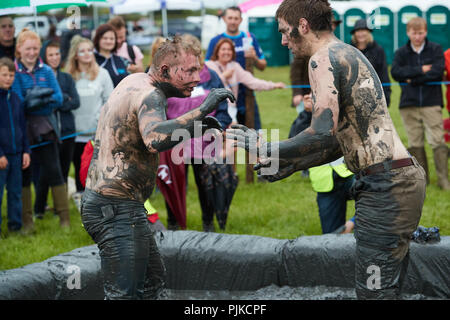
[290,27,299,39]
[257,40,401,181]
[326,42,392,171]
[272,108,342,172]
[86,71,234,202]
[153,81,185,98]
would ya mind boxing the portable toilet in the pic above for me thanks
[332,10,343,40]
[369,6,395,64]
[426,5,449,51]
[343,7,366,44]
[248,16,290,66]
[397,5,422,47]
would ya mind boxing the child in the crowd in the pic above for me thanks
[0,57,30,235]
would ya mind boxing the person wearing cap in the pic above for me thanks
[350,18,391,107]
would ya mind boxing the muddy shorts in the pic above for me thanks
[352,157,426,299]
[81,189,166,300]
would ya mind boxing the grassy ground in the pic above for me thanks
[1,65,449,271]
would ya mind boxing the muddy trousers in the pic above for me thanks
[81,189,166,300]
[352,159,426,299]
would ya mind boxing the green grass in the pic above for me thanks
[1,65,449,271]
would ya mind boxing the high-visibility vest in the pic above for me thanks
[144,199,157,215]
[309,158,353,192]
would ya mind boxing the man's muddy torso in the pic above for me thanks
[85,73,163,202]
[310,40,409,172]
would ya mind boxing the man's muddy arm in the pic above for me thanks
[139,89,235,153]
[280,55,342,162]
[270,128,342,168]
[257,55,343,180]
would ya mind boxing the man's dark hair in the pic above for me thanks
[0,57,15,72]
[108,16,126,30]
[276,0,332,32]
[224,6,242,17]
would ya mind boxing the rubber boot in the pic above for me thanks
[203,221,215,232]
[21,185,34,233]
[433,146,450,190]
[51,184,71,227]
[408,147,429,185]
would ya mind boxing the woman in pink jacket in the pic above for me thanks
[205,38,285,123]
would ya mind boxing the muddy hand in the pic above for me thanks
[202,116,223,134]
[256,162,296,183]
[201,88,235,114]
[226,124,258,152]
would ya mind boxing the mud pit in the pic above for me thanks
[0,231,448,299]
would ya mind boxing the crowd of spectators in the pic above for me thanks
[0,8,449,237]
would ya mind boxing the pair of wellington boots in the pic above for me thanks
[408,146,450,190]
[22,184,71,232]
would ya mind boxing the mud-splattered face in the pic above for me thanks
[278,18,308,58]
[162,51,201,98]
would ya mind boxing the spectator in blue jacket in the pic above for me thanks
[11,29,70,230]
[0,57,30,235]
[206,6,267,130]
[32,40,80,218]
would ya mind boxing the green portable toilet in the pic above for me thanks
[397,5,422,48]
[343,8,366,44]
[332,10,343,40]
[248,16,290,66]
[426,5,450,51]
[370,7,395,64]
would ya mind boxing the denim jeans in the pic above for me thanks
[81,189,166,300]
[0,153,23,232]
[316,173,355,234]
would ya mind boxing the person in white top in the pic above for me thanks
[66,35,114,194]
[205,38,284,123]
[108,16,144,74]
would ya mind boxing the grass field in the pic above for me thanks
[1,65,449,271]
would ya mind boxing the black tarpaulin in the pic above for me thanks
[0,232,449,299]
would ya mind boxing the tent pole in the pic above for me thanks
[93,4,99,29]
[162,7,168,37]
[34,6,38,32]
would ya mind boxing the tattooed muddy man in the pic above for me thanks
[227,0,426,299]
[80,36,235,300]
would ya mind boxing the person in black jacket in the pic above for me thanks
[350,19,391,107]
[0,16,15,60]
[33,40,80,217]
[93,23,129,88]
[0,57,30,234]
[391,17,449,190]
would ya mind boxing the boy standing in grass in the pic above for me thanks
[0,57,30,235]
